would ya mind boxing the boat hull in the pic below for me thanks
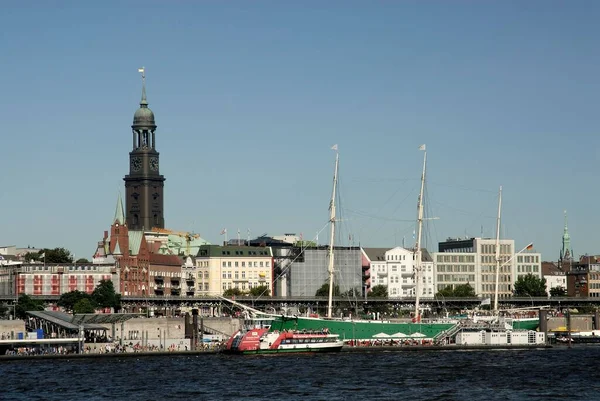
[270,316,456,341]
[224,345,344,355]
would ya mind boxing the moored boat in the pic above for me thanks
[223,324,344,354]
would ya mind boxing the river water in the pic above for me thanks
[1,346,599,400]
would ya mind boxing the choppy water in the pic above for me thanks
[1,347,600,400]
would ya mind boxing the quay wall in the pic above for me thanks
[547,316,594,332]
[0,320,26,338]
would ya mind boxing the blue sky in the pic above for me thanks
[0,1,598,261]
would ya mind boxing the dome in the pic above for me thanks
[132,104,156,128]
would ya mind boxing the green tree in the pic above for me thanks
[315,282,340,297]
[76,258,90,263]
[550,286,567,297]
[341,287,362,298]
[22,252,40,262]
[436,283,475,298]
[38,247,74,263]
[248,285,271,297]
[92,279,121,310]
[368,285,388,298]
[73,298,96,314]
[223,288,243,297]
[58,290,92,313]
[15,294,44,319]
[0,303,8,318]
[514,274,547,297]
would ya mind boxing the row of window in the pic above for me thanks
[436,255,476,263]
[221,261,270,268]
[517,265,540,273]
[436,274,476,282]
[221,282,269,290]
[221,271,267,279]
[437,265,475,273]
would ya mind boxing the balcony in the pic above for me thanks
[401,271,413,277]
[401,282,415,288]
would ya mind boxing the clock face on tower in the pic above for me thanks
[131,157,142,172]
[150,157,159,171]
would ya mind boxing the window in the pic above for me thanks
[204,283,209,291]
[227,272,232,279]
[235,262,239,267]
[242,271,246,279]
[227,262,231,267]
[204,272,209,279]
[222,261,226,268]
[222,272,227,279]
[242,261,246,267]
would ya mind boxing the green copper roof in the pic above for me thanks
[128,231,144,256]
[132,72,155,128]
[167,234,211,256]
[114,192,125,225]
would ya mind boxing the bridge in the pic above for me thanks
[1,294,597,310]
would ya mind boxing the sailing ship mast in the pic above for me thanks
[493,186,502,314]
[414,145,427,322]
[327,145,339,319]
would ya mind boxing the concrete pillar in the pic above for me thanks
[595,310,600,330]
[539,309,548,334]
[192,308,199,351]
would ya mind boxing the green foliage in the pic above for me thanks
[73,298,96,314]
[76,258,90,263]
[35,247,74,263]
[223,288,243,297]
[22,252,40,262]
[341,287,362,298]
[513,274,547,297]
[550,286,566,297]
[15,295,44,319]
[315,282,340,297]
[436,283,476,298]
[248,285,271,297]
[0,303,8,318]
[92,280,121,310]
[368,285,388,298]
[58,290,93,313]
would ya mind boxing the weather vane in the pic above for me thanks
[138,66,145,82]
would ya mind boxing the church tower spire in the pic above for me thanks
[560,210,573,262]
[123,67,166,231]
[114,192,125,225]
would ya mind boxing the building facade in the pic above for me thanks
[194,245,274,296]
[287,246,362,297]
[434,237,541,298]
[0,262,118,297]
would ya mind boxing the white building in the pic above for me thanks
[363,247,434,299]
[434,237,542,298]
[542,262,566,296]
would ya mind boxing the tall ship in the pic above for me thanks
[270,145,457,344]
[268,145,542,345]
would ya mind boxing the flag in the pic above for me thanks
[331,144,338,151]
[220,228,227,235]
[419,144,426,151]
[138,67,145,73]
[526,243,533,250]
[40,252,46,259]
[480,298,491,306]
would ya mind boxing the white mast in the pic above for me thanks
[327,145,339,319]
[414,144,427,322]
[493,186,503,314]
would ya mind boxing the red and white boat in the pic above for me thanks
[223,318,344,355]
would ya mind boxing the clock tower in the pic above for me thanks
[123,68,165,230]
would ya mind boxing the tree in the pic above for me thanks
[315,282,340,297]
[368,285,388,298]
[76,258,90,263]
[58,290,93,313]
[0,303,8,318]
[15,295,44,319]
[550,286,567,297]
[514,274,547,297]
[92,279,121,310]
[38,247,74,263]
[341,287,362,298]
[223,288,243,297]
[248,285,271,297]
[73,298,96,314]
[22,252,40,262]
[436,283,475,298]
[453,283,476,297]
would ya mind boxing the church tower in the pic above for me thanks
[559,210,573,269]
[123,68,165,230]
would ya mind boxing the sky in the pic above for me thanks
[0,1,598,262]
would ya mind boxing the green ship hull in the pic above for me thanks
[270,316,456,341]
[511,318,539,331]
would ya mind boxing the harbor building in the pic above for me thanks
[566,256,600,298]
[363,247,435,299]
[286,246,362,297]
[194,245,274,296]
[434,237,541,298]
